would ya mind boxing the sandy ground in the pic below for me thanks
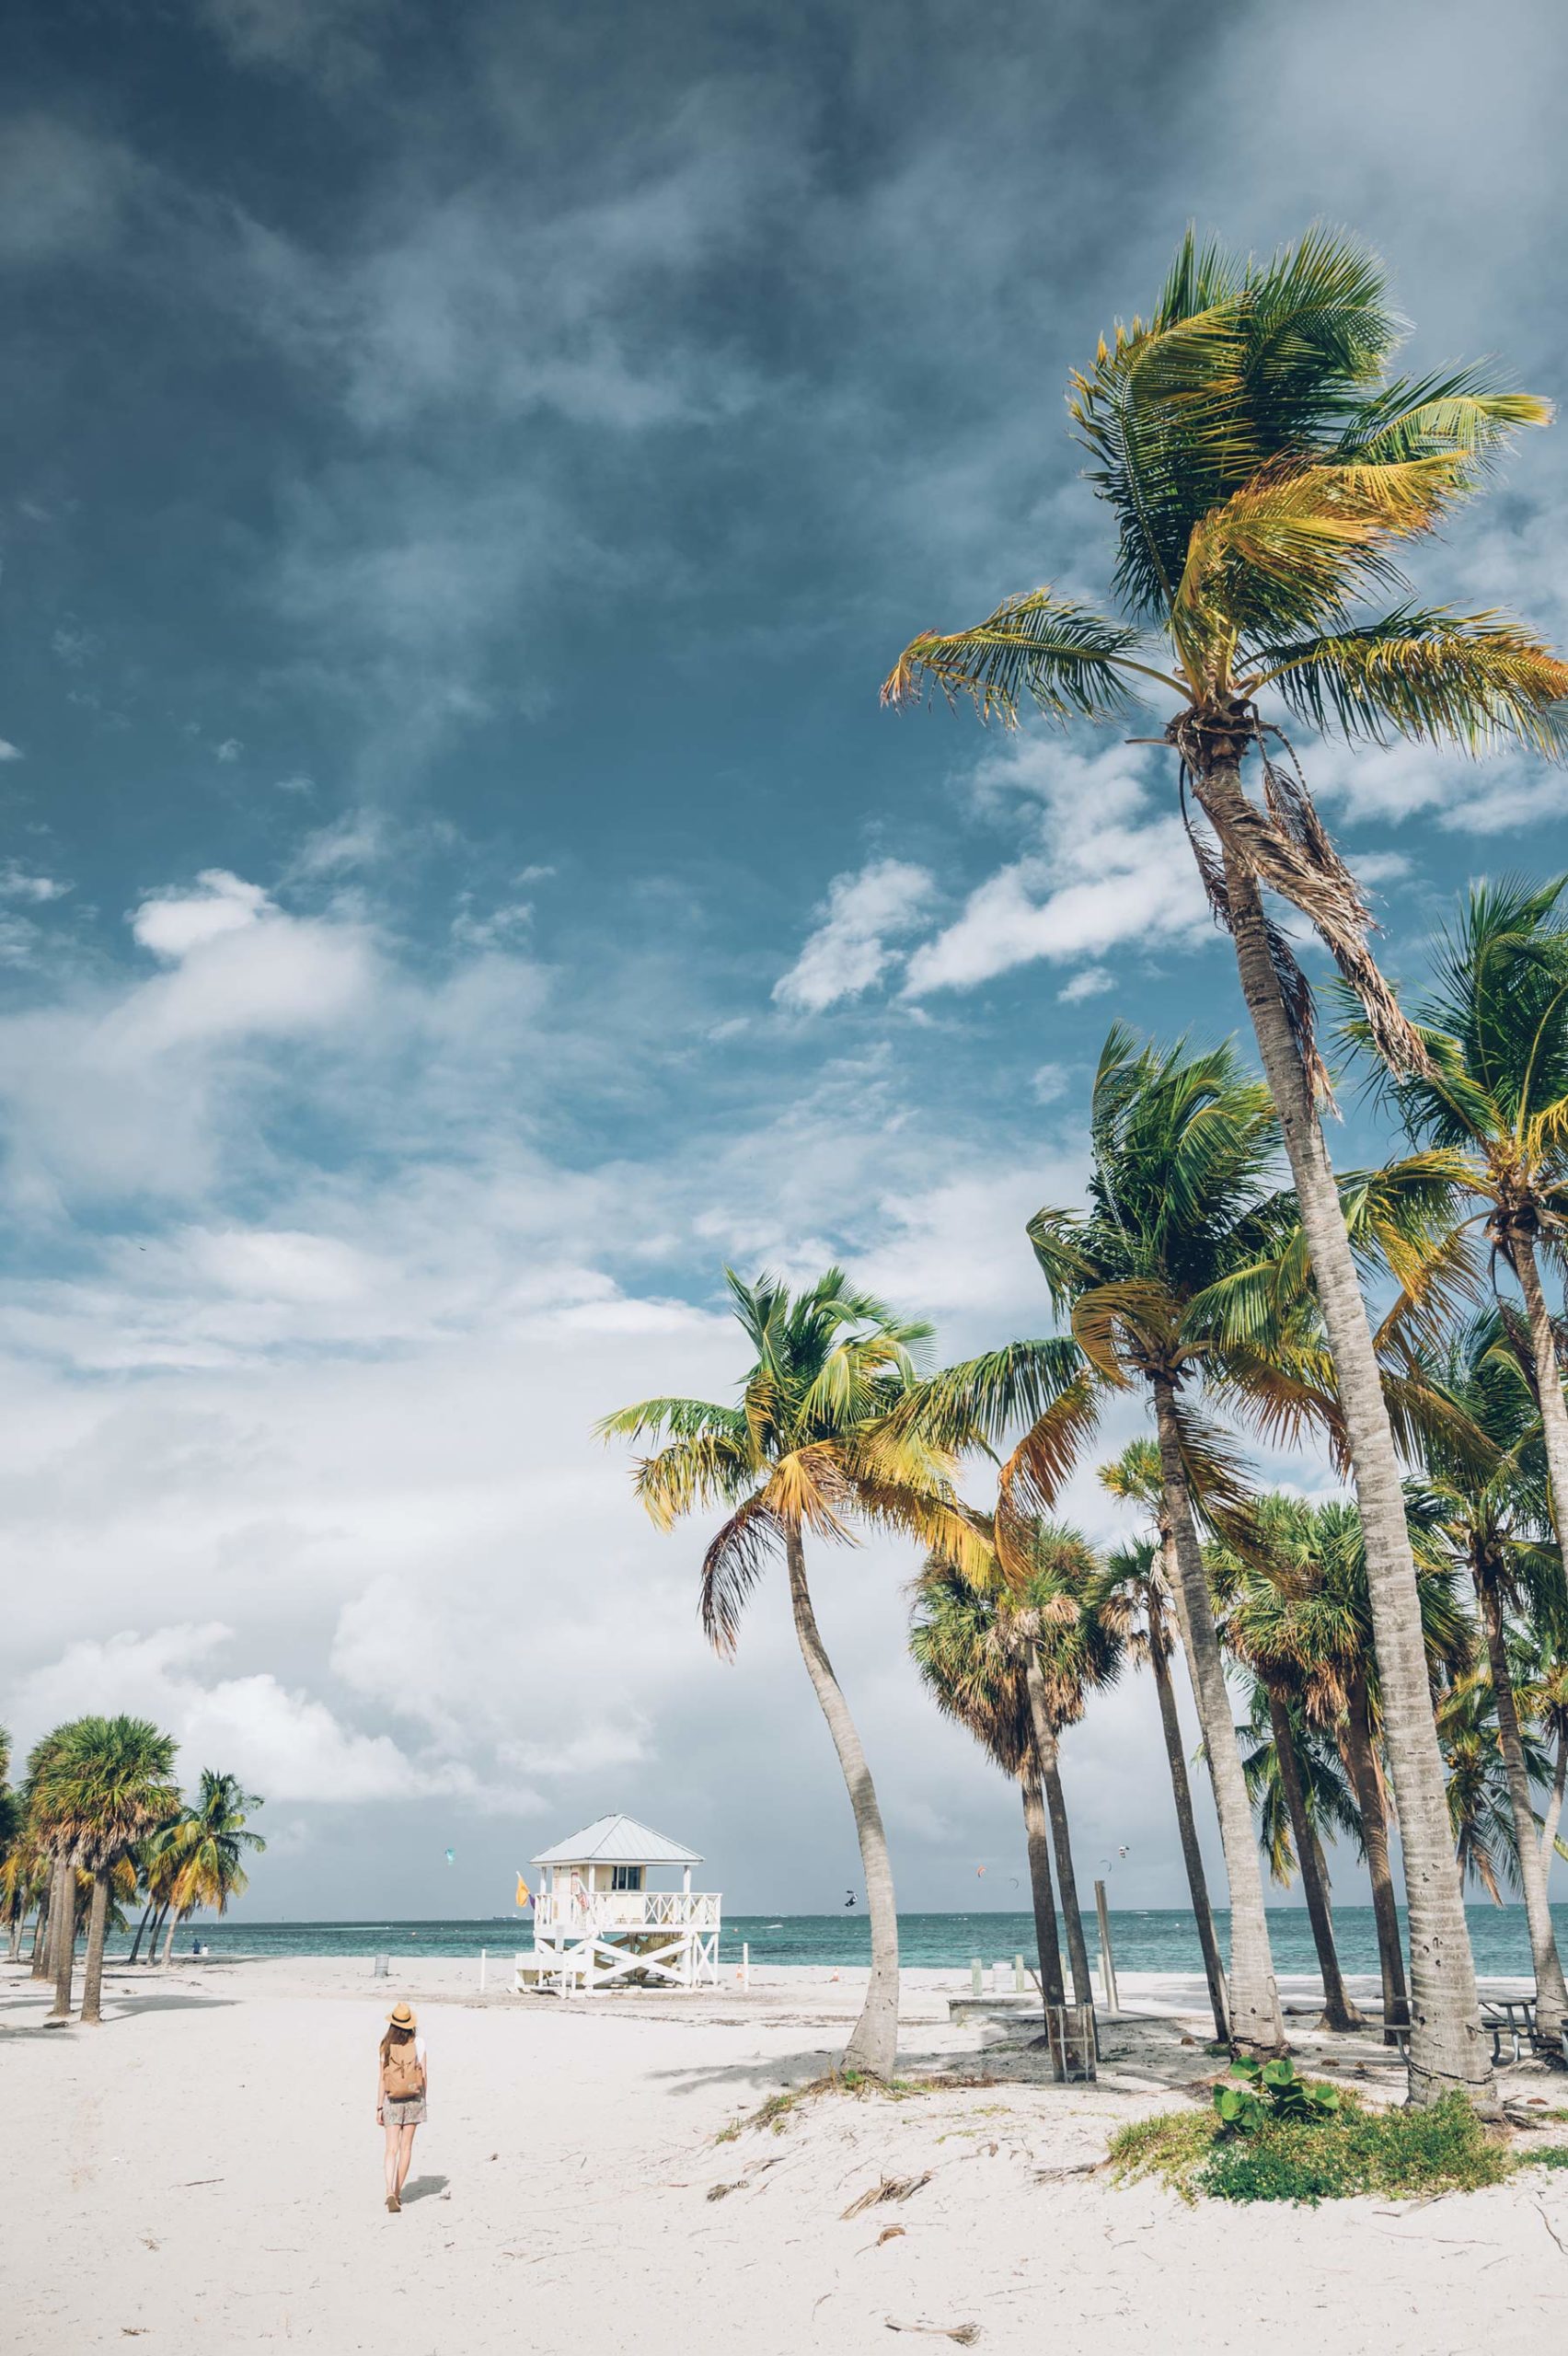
[6,1953,1568,2354]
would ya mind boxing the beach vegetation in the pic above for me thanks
[1111,2088,1509,2204]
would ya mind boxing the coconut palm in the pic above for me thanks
[1100,1440,1230,2043]
[155,1770,265,1958]
[908,1557,1069,2039]
[600,1266,990,2080]
[1405,1316,1568,2023]
[883,226,1568,2105]
[1438,1668,1554,1900]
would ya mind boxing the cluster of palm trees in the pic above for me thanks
[604,225,1568,2111]
[0,1716,264,2026]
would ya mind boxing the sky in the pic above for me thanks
[4,0,1568,1923]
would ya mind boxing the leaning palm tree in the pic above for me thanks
[884,226,1568,2106]
[600,1266,990,2080]
[157,1770,265,1956]
[1406,1316,1568,2024]
[909,1558,1069,2043]
[1100,1440,1229,2043]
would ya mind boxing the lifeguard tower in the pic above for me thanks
[517,1813,721,1994]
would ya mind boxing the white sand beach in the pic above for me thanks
[7,1952,1568,2354]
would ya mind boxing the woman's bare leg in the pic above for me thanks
[397,2123,417,2196]
[383,2115,402,2205]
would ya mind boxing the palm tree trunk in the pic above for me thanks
[126,1901,154,1968]
[1149,1370,1284,2051]
[1511,1229,1568,1529]
[1022,1652,1093,2005]
[1148,1583,1230,2045]
[1540,1731,1567,1871]
[1020,1767,1065,2011]
[47,1852,75,2022]
[1478,1576,1568,2026]
[784,1530,898,2078]
[1020,1765,1068,2076]
[1199,778,1491,2106]
[29,1886,51,1977]
[79,1874,111,2025]
[1263,1687,1364,2031]
[1342,1669,1412,2038]
[146,1902,168,1963]
[161,1911,180,1966]
[7,1911,20,1963]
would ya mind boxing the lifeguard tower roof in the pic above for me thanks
[531,1813,702,1868]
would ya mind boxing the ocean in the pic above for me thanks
[146,1906,1560,1977]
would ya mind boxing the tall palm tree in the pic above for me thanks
[1012,1026,1293,2048]
[1211,1525,1366,2030]
[600,1266,990,2080]
[1353,879,1568,1513]
[908,1557,1069,2043]
[883,227,1568,2106]
[1100,1439,1229,2043]
[1406,1316,1568,2025]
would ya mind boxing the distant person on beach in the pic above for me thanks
[376,2002,428,2212]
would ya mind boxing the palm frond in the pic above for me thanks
[881,590,1158,724]
[1249,607,1568,755]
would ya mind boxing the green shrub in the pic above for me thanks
[1213,2057,1342,2133]
[1110,2089,1511,2206]
[1520,2144,1568,2171]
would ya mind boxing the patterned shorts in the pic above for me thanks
[383,2094,426,2127]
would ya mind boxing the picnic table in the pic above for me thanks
[1479,1993,1568,2066]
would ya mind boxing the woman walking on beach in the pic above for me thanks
[376,2002,428,2212]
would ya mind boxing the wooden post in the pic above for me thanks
[1094,1879,1119,2015]
[1014,1953,1025,1993]
[971,1957,983,1996]
[742,1941,751,1990]
[479,1947,488,1993]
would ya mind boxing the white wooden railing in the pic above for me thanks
[535,1889,721,1934]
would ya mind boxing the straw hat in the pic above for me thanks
[386,2001,418,2029]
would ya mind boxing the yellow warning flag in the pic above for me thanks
[515,1875,531,1909]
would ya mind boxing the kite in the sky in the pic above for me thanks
[444,1848,456,1865]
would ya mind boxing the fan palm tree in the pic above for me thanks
[884,226,1568,2106]
[908,1558,1069,2045]
[600,1266,990,2080]
[37,1718,180,2024]
[1100,1440,1229,2043]
[1406,1316,1568,2024]
[1211,1528,1366,2030]
[1012,1521,1125,2008]
[26,1726,90,2018]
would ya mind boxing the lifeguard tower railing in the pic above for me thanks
[533,1887,721,1935]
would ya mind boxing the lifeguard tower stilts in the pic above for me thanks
[517,1813,721,1994]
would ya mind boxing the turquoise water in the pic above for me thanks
[142,1906,1560,1977]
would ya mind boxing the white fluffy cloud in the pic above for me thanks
[773,857,935,1011]
[903,741,1211,998]
[131,870,272,959]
